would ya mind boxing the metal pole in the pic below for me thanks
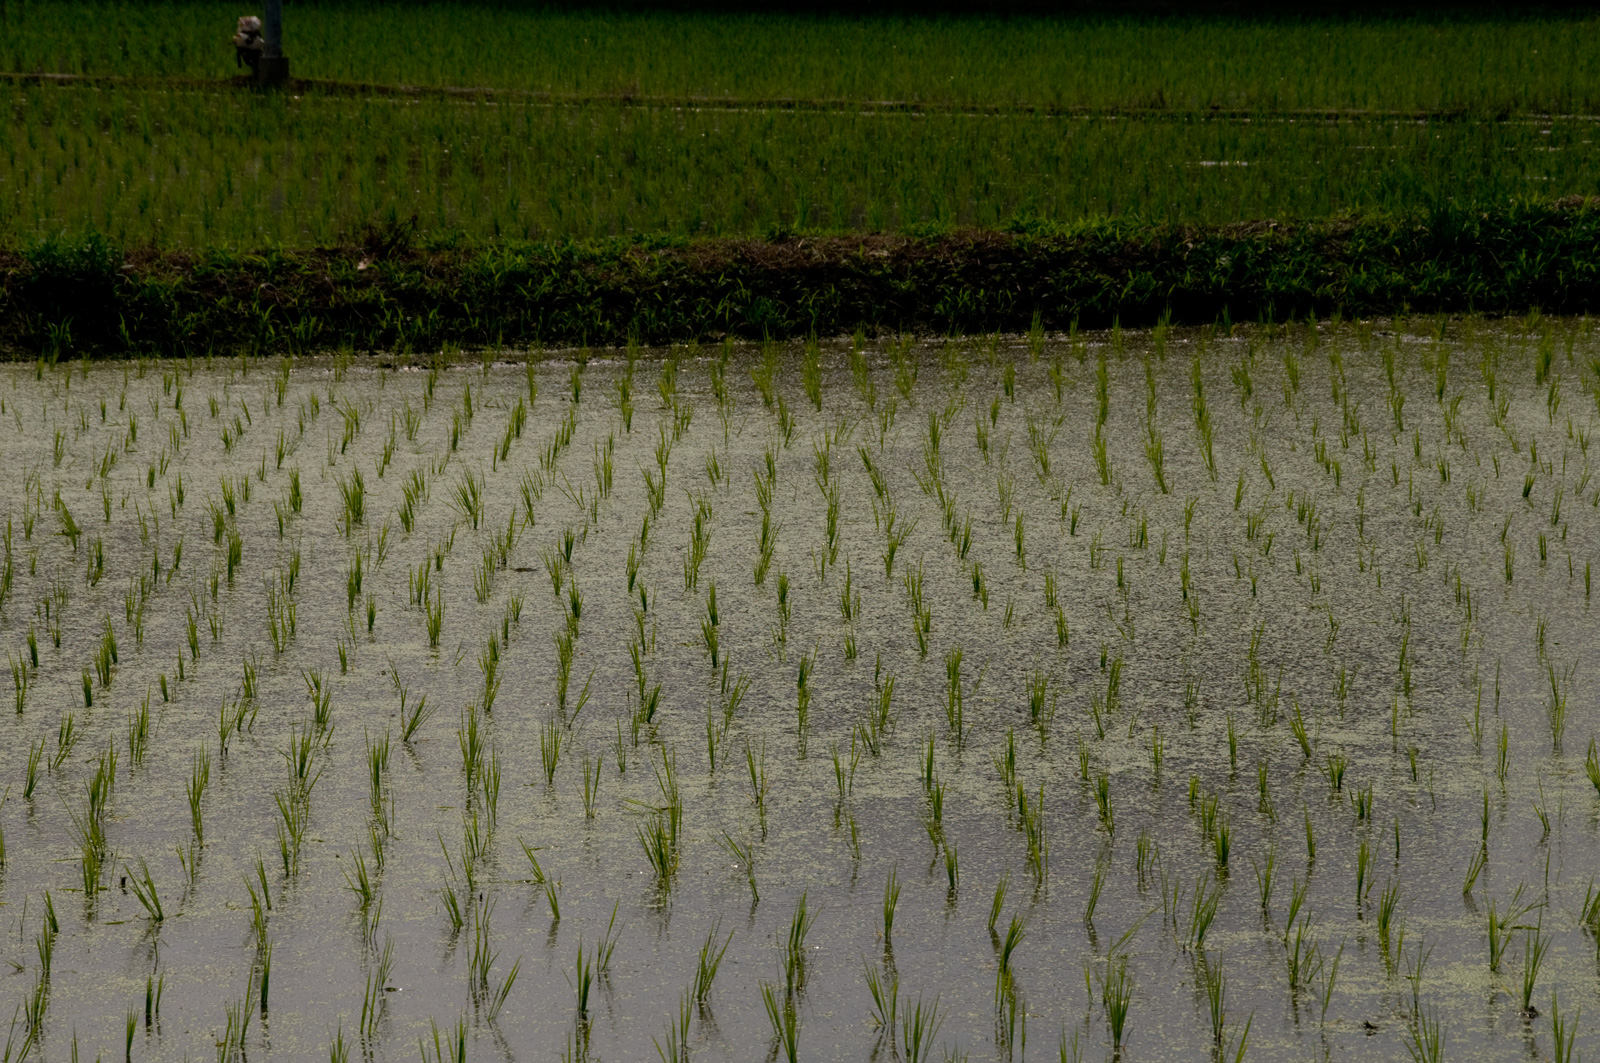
[258,0,289,85]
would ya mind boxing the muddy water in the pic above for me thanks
[1,320,1598,1061]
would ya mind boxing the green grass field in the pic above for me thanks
[2,5,1599,249]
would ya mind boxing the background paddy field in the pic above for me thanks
[2,4,1600,247]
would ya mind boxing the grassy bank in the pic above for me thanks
[4,201,1597,356]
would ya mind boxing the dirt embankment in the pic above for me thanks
[3,202,1598,357]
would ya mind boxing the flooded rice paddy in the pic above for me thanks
[1,319,1599,1062]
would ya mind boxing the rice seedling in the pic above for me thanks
[52,711,80,769]
[1322,753,1347,794]
[426,589,446,648]
[900,994,945,1063]
[865,960,899,1045]
[126,859,163,923]
[23,738,42,799]
[1487,885,1538,973]
[1187,873,1222,952]
[1514,917,1552,1017]
[781,892,818,996]
[637,814,678,883]
[186,746,210,844]
[717,833,759,902]
[1101,951,1134,1055]
[418,1015,467,1063]
[1094,773,1115,836]
[1200,954,1228,1045]
[691,921,733,1006]
[652,991,692,1063]
[761,981,800,1063]
[1547,990,1580,1063]
[1085,857,1107,926]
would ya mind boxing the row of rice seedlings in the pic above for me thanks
[3,329,1600,1056]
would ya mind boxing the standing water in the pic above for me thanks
[0,319,1597,1062]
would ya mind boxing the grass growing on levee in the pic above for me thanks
[4,200,1600,357]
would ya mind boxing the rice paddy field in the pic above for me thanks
[0,318,1596,1062]
[5,4,1600,1062]
[2,5,1600,246]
